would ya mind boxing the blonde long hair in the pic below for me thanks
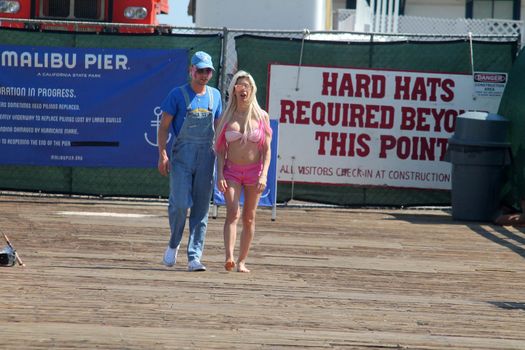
[215,70,268,150]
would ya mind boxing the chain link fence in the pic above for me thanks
[0,19,520,206]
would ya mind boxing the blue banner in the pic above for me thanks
[213,120,279,208]
[0,45,187,167]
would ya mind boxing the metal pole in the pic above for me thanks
[290,156,296,203]
[295,29,309,92]
[219,27,229,99]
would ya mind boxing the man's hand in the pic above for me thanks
[158,154,170,177]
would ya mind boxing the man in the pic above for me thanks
[158,51,222,271]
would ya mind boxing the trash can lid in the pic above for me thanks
[457,111,508,122]
[449,111,510,147]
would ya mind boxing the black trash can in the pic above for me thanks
[445,112,511,221]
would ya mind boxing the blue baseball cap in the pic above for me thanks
[191,51,215,71]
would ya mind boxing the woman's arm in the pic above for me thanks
[216,149,228,193]
[257,114,272,193]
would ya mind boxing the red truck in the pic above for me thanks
[0,0,169,32]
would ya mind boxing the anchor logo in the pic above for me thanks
[145,106,171,146]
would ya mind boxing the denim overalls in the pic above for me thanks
[168,86,215,262]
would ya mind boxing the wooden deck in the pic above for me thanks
[1,194,525,349]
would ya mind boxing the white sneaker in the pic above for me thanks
[187,260,206,272]
[163,245,179,267]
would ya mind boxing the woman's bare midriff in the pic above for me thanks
[226,141,261,165]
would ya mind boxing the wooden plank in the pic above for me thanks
[1,195,524,349]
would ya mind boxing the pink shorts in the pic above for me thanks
[223,160,263,186]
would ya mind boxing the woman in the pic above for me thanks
[215,71,272,273]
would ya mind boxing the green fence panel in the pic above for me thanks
[71,168,167,197]
[236,35,517,110]
[0,28,518,206]
[278,183,451,207]
[0,27,77,46]
[0,165,73,193]
[235,35,518,206]
[498,47,525,210]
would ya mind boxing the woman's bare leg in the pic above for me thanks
[237,185,262,272]
[223,181,242,270]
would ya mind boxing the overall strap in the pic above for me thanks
[179,85,191,111]
[207,86,213,112]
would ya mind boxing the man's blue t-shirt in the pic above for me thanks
[161,83,222,137]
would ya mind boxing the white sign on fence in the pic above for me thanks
[267,64,504,190]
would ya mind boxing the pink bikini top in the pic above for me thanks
[215,118,272,153]
[224,127,262,143]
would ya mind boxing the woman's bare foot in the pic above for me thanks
[224,260,236,271]
[237,261,250,273]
